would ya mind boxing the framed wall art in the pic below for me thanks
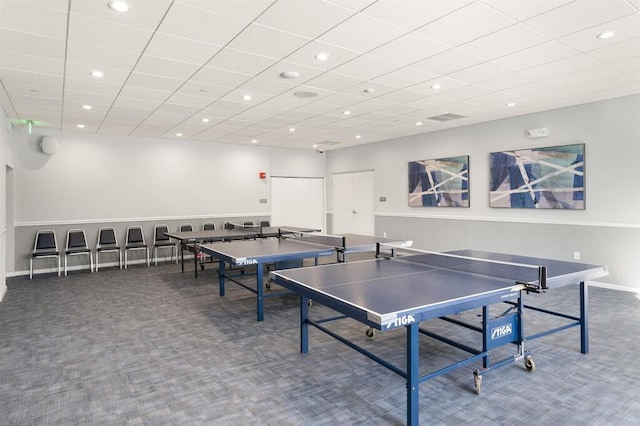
[408,155,469,207]
[489,143,585,209]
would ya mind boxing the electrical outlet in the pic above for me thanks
[573,251,581,260]
[383,232,387,238]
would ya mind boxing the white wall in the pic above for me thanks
[326,95,640,290]
[10,128,325,274]
[0,109,10,300]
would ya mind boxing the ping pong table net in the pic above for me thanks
[376,245,548,292]
[277,229,346,249]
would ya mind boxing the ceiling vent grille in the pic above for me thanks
[427,113,466,122]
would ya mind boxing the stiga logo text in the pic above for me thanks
[385,314,415,329]
[237,258,258,266]
[491,324,512,340]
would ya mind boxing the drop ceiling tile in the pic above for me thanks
[134,56,201,80]
[372,67,438,89]
[368,32,451,67]
[0,68,63,88]
[205,48,278,76]
[68,14,153,53]
[317,13,407,54]
[125,72,184,92]
[7,82,63,100]
[495,41,578,70]
[0,51,64,77]
[64,61,130,86]
[524,0,637,38]
[448,61,514,83]
[158,2,249,45]
[226,23,311,59]
[409,76,469,95]
[0,0,67,38]
[526,54,602,78]
[461,23,551,60]
[64,78,122,97]
[66,41,140,71]
[166,92,214,109]
[554,64,623,86]
[118,86,173,103]
[0,29,66,59]
[235,75,296,96]
[362,0,474,30]
[178,82,232,99]
[412,47,487,75]
[332,54,399,80]
[610,56,640,73]
[191,66,251,89]
[304,72,365,92]
[482,0,574,21]
[178,0,274,22]
[587,38,640,64]
[416,2,516,46]
[479,71,539,90]
[144,33,222,65]
[256,0,354,38]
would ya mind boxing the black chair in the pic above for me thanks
[153,224,176,266]
[202,222,216,231]
[260,220,270,227]
[64,229,93,275]
[124,226,149,269]
[180,223,194,232]
[30,229,61,279]
[243,220,254,228]
[223,221,233,230]
[95,227,121,271]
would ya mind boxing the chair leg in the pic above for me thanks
[146,248,150,267]
[64,255,68,276]
[124,250,127,269]
[30,258,33,279]
[90,253,94,273]
[58,256,61,276]
[96,252,100,272]
[119,250,122,269]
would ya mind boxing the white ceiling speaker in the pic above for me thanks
[41,137,59,155]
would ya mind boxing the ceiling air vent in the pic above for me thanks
[427,113,466,122]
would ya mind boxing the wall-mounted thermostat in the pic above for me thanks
[526,128,548,139]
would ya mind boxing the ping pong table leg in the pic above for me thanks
[256,263,264,321]
[406,322,419,426]
[580,282,589,354]
[194,244,198,279]
[218,259,225,297]
[300,296,309,353]
[180,244,184,272]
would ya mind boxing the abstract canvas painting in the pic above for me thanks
[489,143,585,209]
[408,155,469,207]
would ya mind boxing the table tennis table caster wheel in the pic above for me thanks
[524,356,536,372]
[200,264,205,271]
[307,300,313,308]
[265,282,271,289]
[365,328,376,339]
[473,371,482,395]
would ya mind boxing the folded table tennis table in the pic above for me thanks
[269,248,608,425]
[198,232,413,321]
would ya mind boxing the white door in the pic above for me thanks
[271,177,324,231]
[332,170,374,235]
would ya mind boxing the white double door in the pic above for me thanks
[270,177,324,231]
[331,170,374,236]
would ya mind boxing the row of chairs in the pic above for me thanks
[29,222,233,279]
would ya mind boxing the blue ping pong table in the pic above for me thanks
[198,233,413,321]
[269,249,608,425]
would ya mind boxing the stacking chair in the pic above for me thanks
[243,220,254,228]
[124,226,149,269]
[64,229,94,275]
[259,220,270,227]
[223,221,233,230]
[202,222,216,231]
[30,229,61,279]
[95,227,121,271]
[152,224,176,266]
[179,223,194,232]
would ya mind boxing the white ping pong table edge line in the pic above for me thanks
[397,248,544,271]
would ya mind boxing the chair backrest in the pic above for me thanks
[154,225,170,243]
[127,226,145,244]
[98,227,117,246]
[260,220,270,227]
[180,223,193,232]
[243,220,254,227]
[223,221,233,230]
[34,230,57,251]
[67,229,88,250]
[203,222,216,231]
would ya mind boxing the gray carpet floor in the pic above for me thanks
[1,259,639,425]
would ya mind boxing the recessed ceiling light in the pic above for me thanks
[202,118,209,123]
[77,124,85,128]
[82,104,92,110]
[416,121,423,126]
[343,110,351,116]
[363,88,375,94]
[280,71,300,79]
[314,52,329,61]
[252,139,258,144]
[176,133,183,137]
[506,102,516,107]
[108,1,130,12]
[597,31,616,39]
[431,83,442,90]
[242,94,252,101]
[355,135,361,139]
[312,144,318,148]
[90,70,104,78]
[289,128,295,132]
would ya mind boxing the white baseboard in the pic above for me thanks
[588,281,640,294]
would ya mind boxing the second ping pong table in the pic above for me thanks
[269,248,608,425]
[198,232,413,321]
